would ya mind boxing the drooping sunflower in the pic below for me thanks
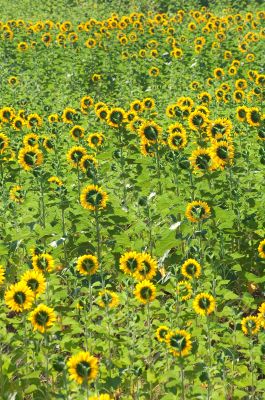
[139,120,162,143]
[241,316,260,335]
[134,280,156,304]
[80,184,108,211]
[29,304,56,333]
[156,325,170,343]
[193,293,216,316]
[67,351,98,385]
[67,146,87,168]
[119,251,142,275]
[258,239,265,258]
[98,289,120,309]
[87,133,104,150]
[181,259,201,279]
[18,146,43,171]
[168,131,187,151]
[0,133,9,153]
[70,125,85,141]
[190,148,216,172]
[210,141,234,168]
[106,108,127,128]
[5,281,34,312]
[62,107,77,124]
[185,201,211,223]
[32,253,55,273]
[176,280,192,301]
[0,265,5,285]
[133,253,157,281]
[165,329,192,357]
[20,269,46,297]
[76,255,99,276]
[9,185,24,203]
[246,107,261,127]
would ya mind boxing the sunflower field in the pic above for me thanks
[0,0,264,399]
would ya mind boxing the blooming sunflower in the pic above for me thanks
[213,68,225,79]
[134,280,156,304]
[48,176,63,187]
[32,253,55,273]
[29,304,56,333]
[68,351,98,385]
[0,265,5,285]
[96,106,109,121]
[198,92,212,105]
[148,67,159,77]
[0,107,15,123]
[23,133,39,148]
[190,148,216,172]
[48,113,59,123]
[156,325,170,342]
[258,239,265,258]
[142,98,155,110]
[246,107,261,127]
[241,316,260,335]
[18,146,43,171]
[130,100,143,113]
[168,131,187,151]
[133,253,157,281]
[140,139,156,157]
[236,106,248,122]
[139,120,162,143]
[27,113,42,129]
[106,108,127,128]
[80,185,108,211]
[20,269,46,297]
[206,118,232,140]
[62,107,77,124]
[67,146,87,168]
[5,281,34,312]
[188,110,208,131]
[76,255,99,276]
[0,133,9,153]
[193,293,215,316]
[181,259,201,279]
[176,280,192,301]
[257,302,265,328]
[87,133,104,149]
[12,117,24,131]
[81,95,94,110]
[185,201,211,223]
[210,141,234,168]
[98,289,120,309]
[70,125,85,141]
[165,329,192,357]
[119,251,142,275]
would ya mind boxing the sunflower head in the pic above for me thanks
[134,280,156,304]
[67,351,98,385]
[133,253,157,281]
[165,329,192,357]
[241,316,260,335]
[98,289,119,309]
[193,293,216,316]
[76,255,99,276]
[80,184,108,211]
[185,201,211,223]
[29,304,56,333]
[139,120,162,143]
[181,259,201,279]
[107,108,127,128]
[5,281,34,312]
[21,269,46,297]
[156,325,170,342]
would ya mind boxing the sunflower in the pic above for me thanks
[87,133,104,149]
[139,120,162,143]
[32,253,55,273]
[142,98,155,110]
[198,92,212,104]
[148,67,159,77]
[165,329,192,357]
[190,148,216,172]
[210,141,234,168]
[23,133,39,148]
[62,107,77,124]
[70,125,85,141]
[257,302,265,328]
[76,255,99,276]
[156,325,170,342]
[98,289,120,309]
[91,74,101,82]
[0,107,15,123]
[89,394,113,400]
[106,108,127,128]
[18,41,29,51]
[27,113,42,128]
[241,316,260,335]
[0,265,5,285]
[133,253,157,281]
[80,155,98,174]
[5,281,34,312]
[213,68,224,79]
[140,139,155,157]
[258,239,265,258]
[119,251,142,275]
[68,351,98,385]
[29,304,56,333]
[236,106,248,122]
[80,184,108,211]
[12,116,24,131]
[193,293,215,316]
[8,76,18,85]
[48,176,63,187]
[130,100,143,113]
[81,95,94,110]
[168,131,187,151]
[96,106,109,121]
[20,270,45,297]
[176,281,192,301]
[166,104,182,119]
[0,133,9,153]
[188,111,208,131]
[167,122,186,136]
[67,146,87,168]
[18,146,43,171]
[185,201,211,223]
[246,107,261,127]
[181,259,201,279]
[134,280,156,304]
[9,185,24,203]
[206,118,232,140]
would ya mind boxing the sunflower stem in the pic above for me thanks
[77,163,81,202]
[95,209,104,288]
[249,335,255,399]
[180,361,185,400]
[155,144,162,195]
[39,173,46,228]
[206,316,212,400]
[118,128,127,207]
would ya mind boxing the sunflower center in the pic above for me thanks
[37,257,48,270]
[126,257,138,272]
[24,151,37,166]
[91,136,99,144]
[143,126,158,141]
[14,291,26,305]
[81,258,95,272]
[191,206,206,218]
[71,150,84,162]
[139,286,152,300]
[186,263,197,275]
[76,361,91,378]
[170,334,187,351]
[216,146,228,160]
[110,111,123,124]
[158,329,168,339]
[35,310,49,326]
[85,190,103,207]
[172,135,183,147]
[140,261,151,275]
[196,154,211,169]
[101,292,113,305]
[250,111,260,123]
[198,297,210,310]
[27,278,39,291]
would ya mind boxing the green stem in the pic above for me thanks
[180,361,185,400]
[155,144,162,194]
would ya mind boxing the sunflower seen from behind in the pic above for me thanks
[67,351,98,385]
